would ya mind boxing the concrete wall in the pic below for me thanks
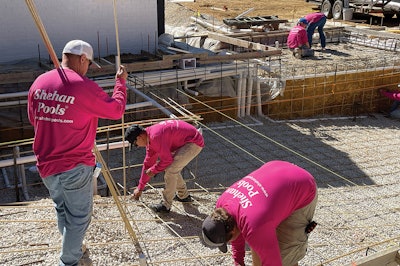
[0,0,158,63]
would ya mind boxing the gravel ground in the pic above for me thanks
[164,1,400,79]
[1,114,400,266]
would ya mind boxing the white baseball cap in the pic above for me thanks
[62,40,100,68]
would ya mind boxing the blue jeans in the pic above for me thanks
[300,45,315,57]
[307,16,326,48]
[42,164,94,266]
[390,100,400,113]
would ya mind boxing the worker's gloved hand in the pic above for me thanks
[131,188,142,200]
[116,65,128,80]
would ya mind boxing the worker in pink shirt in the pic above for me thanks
[28,39,128,266]
[304,12,327,50]
[126,120,204,213]
[287,18,314,59]
[380,87,400,118]
[202,161,318,266]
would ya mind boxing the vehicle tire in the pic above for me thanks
[321,0,333,19]
[384,13,394,19]
[332,0,343,20]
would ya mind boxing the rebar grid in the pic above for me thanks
[1,111,400,265]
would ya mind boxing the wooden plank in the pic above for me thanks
[225,26,345,39]
[198,50,281,64]
[347,246,399,266]
[208,32,269,51]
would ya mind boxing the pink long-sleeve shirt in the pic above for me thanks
[287,25,308,49]
[28,67,126,178]
[137,120,204,190]
[216,160,317,266]
[304,12,325,24]
[381,90,400,101]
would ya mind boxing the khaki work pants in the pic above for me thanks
[162,143,202,209]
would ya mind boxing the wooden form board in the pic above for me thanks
[346,246,400,266]
[0,49,281,85]
[208,32,274,51]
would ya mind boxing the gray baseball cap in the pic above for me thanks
[201,215,228,253]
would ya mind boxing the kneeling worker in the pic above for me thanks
[287,18,314,59]
[202,160,318,266]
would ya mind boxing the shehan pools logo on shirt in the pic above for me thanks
[33,89,75,116]
[226,178,264,209]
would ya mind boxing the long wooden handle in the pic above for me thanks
[25,0,60,68]
[113,0,121,69]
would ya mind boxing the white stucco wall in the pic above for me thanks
[0,0,158,63]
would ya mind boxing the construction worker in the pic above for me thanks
[202,160,318,266]
[27,39,128,266]
[305,12,327,50]
[380,87,400,118]
[126,119,204,213]
[287,18,314,59]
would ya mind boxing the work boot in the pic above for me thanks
[82,244,90,258]
[173,194,193,202]
[149,202,170,213]
[294,48,302,59]
[78,256,93,266]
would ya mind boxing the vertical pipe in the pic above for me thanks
[236,74,243,118]
[256,78,263,116]
[113,0,121,69]
[240,73,247,117]
[13,147,20,202]
[246,73,254,116]
[1,168,11,188]
[16,147,30,201]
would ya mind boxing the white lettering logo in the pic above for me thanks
[228,176,268,209]
[33,89,75,104]
[37,103,65,115]
[33,89,74,121]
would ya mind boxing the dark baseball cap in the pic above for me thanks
[201,216,228,253]
[125,124,144,147]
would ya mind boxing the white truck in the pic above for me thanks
[306,0,400,20]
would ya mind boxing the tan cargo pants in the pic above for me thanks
[161,143,202,209]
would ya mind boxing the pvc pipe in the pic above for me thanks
[126,83,176,118]
[235,8,255,19]
[240,73,247,117]
[256,78,263,116]
[190,17,231,34]
[183,80,199,96]
[0,100,28,107]
[1,168,11,188]
[0,141,129,168]
[236,74,243,118]
[0,91,28,99]
[14,146,30,201]
[246,74,253,116]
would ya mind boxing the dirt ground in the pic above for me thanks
[180,0,321,22]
